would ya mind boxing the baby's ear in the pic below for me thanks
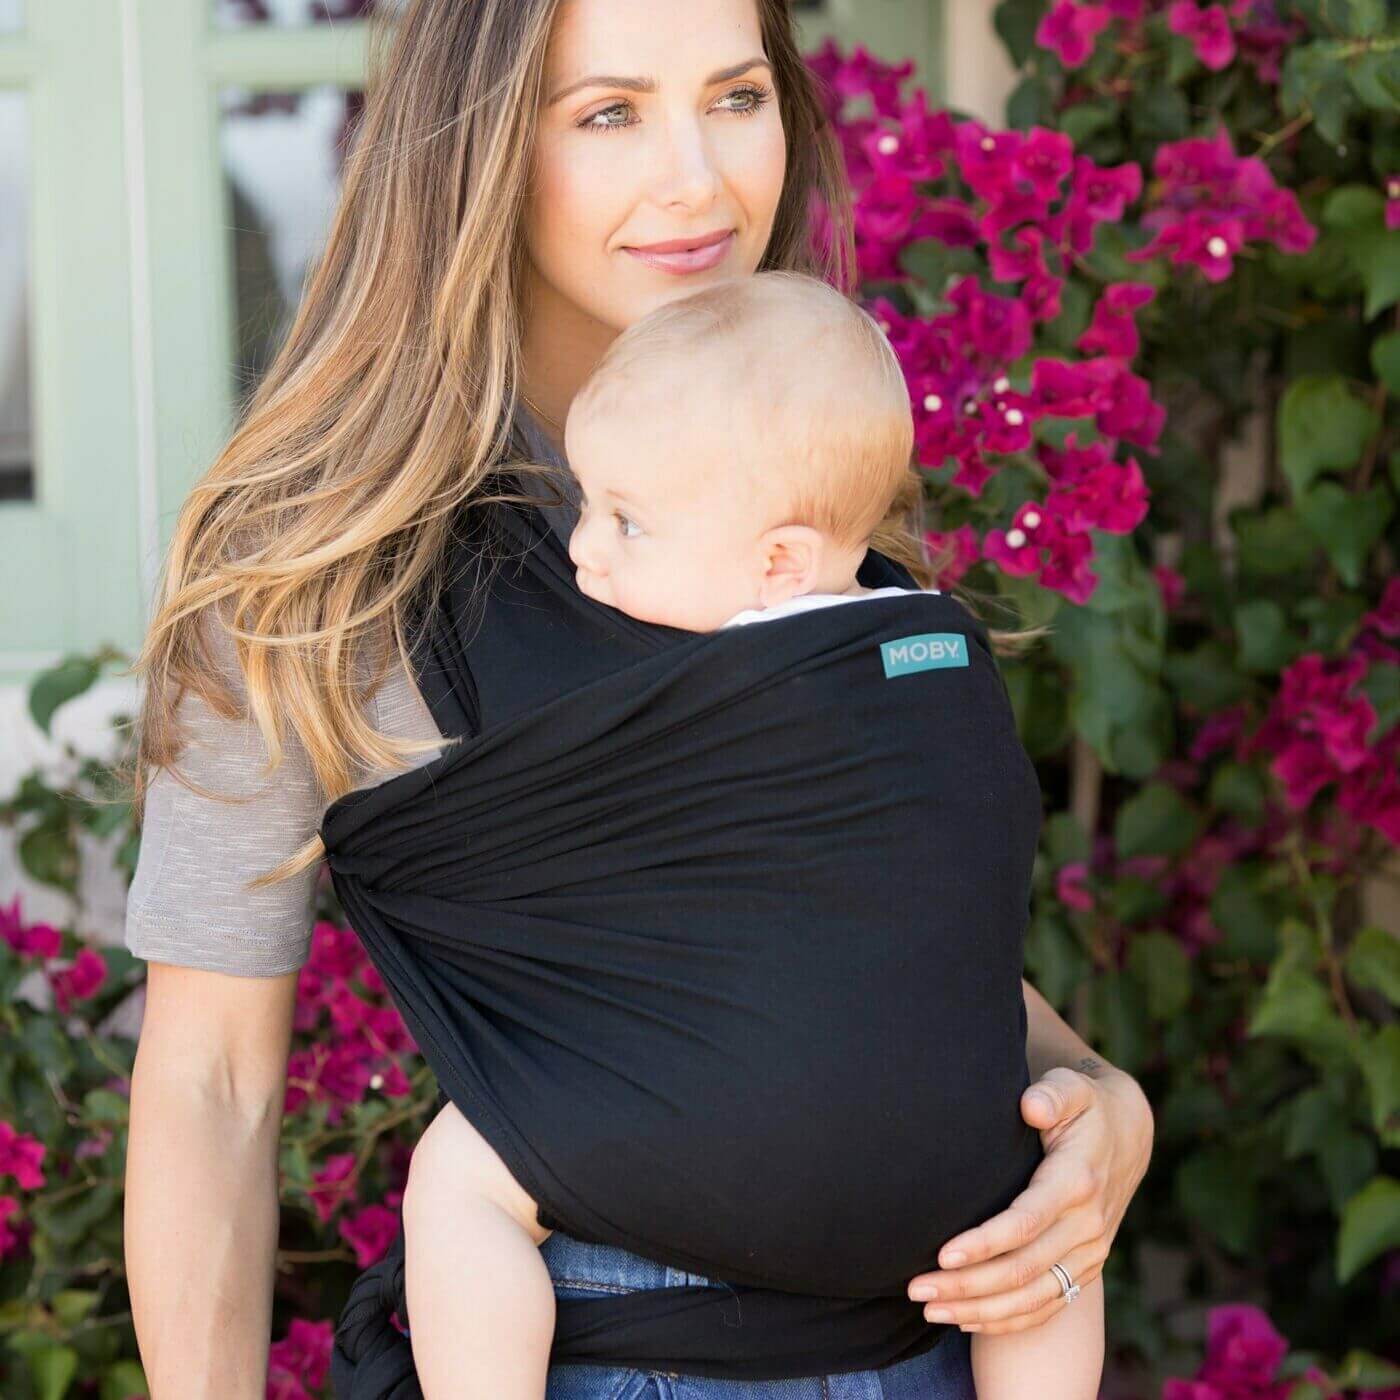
[756,524,825,607]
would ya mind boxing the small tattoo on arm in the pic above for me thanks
[1076,1056,1105,1076]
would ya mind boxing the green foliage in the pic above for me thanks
[990,0,1399,1388]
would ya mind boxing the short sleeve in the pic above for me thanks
[123,615,324,978]
[124,609,448,978]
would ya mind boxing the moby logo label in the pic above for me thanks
[879,632,969,678]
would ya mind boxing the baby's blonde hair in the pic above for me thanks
[571,271,916,551]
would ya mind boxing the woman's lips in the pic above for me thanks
[623,230,736,275]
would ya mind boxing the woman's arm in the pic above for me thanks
[126,962,299,1398]
[905,978,1154,1336]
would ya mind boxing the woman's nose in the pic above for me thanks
[650,115,724,212]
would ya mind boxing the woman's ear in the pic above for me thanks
[755,524,827,608]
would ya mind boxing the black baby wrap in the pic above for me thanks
[326,498,1045,1396]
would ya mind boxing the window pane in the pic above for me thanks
[214,0,384,28]
[0,1,21,35]
[220,85,363,402]
[0,90,33,503]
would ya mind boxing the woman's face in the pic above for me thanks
[525,0,788,337]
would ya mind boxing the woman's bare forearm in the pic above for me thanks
[125,1049,283,1400]
[1022,977,1115,1082]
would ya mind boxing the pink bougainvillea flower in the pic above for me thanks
[46,947,107,1015]
[1076,281,1155,359]
[267,1317,334,1400]
[1200,1303,1290,1388]
[1035,0,1112,68]
[1362,577,1400,638]
[1168,0,1237,70]
[307,1152,359,1223]
[0,1196,26,1264]
[0,1121,47,1191]
[340,1203,401,1269]
[1056,862,1095,911]
[308,920,366,981]
[1127,127,1317,280]
[1153,563,1186,612]
[1230,0,1305,83]
[74,1129,113,1162]
[924,524,981,587]
[1190,704,1249,763]
[1014,127,1076,203]
[1387,174,1400,231]
[0,897,63,961]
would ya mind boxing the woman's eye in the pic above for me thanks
[580,84,773,134]
[614,512,641,538]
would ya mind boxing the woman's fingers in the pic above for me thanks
[917,1224,1109,1331]
[908,1150,1100,1300]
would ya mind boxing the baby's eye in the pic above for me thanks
[615,511,641,539]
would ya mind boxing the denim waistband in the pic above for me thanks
[541,1230,716,1293]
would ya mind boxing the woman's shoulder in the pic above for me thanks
[123,611,444,978]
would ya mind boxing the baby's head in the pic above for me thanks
[564,271,915,633]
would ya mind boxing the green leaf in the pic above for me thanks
[100,1361,150,1400]
[1234,599,1301,673]
[1212,865,1286,963]
[1344,925,1400,1004]
[1248,949,1354,1068]
[28,655,104,737]
[1325,188,1400,318]
[1049,603,1173,776]
[1177,1144,1258,1255]
[1059,102,1117,147]
[1024,908,1093,1008]
[1088,968,1149,1075]
[1207,762,1268,822]
[1042,812,1091,868]
[1332,1350,1400,1390]
[993,0,1045,68]
[1350,1023,1400,1144]
[49,1291,99,1328]
[1232,505,1319,578]
[1164,641,1252,711]
[1125,929,1192,1021]
[1375,329,1400,396]
[18,825,79,895]
[1360,661,1400,735]
[1282,43,1359,144]
[1283,1084,1351,1159]
[1295,482,1394,586]
[1115,782,1203,858]
[1337,1175,1400,1282]
[1323,185,1386,231]
[27,1345,80,1400]
[1279,374,1382,493]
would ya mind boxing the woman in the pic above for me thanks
[121,0,1154,1396]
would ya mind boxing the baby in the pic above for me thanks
[400,270,1104,1399]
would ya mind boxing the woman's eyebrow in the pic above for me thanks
[547,57,772,107]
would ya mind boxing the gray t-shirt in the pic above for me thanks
[123,410,578,977]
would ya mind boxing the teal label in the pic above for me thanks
[879,632,969,678]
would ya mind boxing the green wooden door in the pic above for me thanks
[0,1,146,681]
[0,0,942,685]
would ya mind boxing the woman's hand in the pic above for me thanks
[906,1063,1154,1335]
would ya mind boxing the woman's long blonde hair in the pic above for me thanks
[120,0,1000,892]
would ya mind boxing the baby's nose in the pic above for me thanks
[568,521,601,575]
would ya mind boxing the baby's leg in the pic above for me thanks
[401,1097,555,1399]
[968,1272,1104,1400]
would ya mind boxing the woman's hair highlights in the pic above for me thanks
[118,0,866,890]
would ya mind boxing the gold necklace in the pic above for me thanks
[520,390,564,434]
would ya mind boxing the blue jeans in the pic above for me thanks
[540,1232,976,1400]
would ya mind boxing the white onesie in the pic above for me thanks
[720,584,938,628]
